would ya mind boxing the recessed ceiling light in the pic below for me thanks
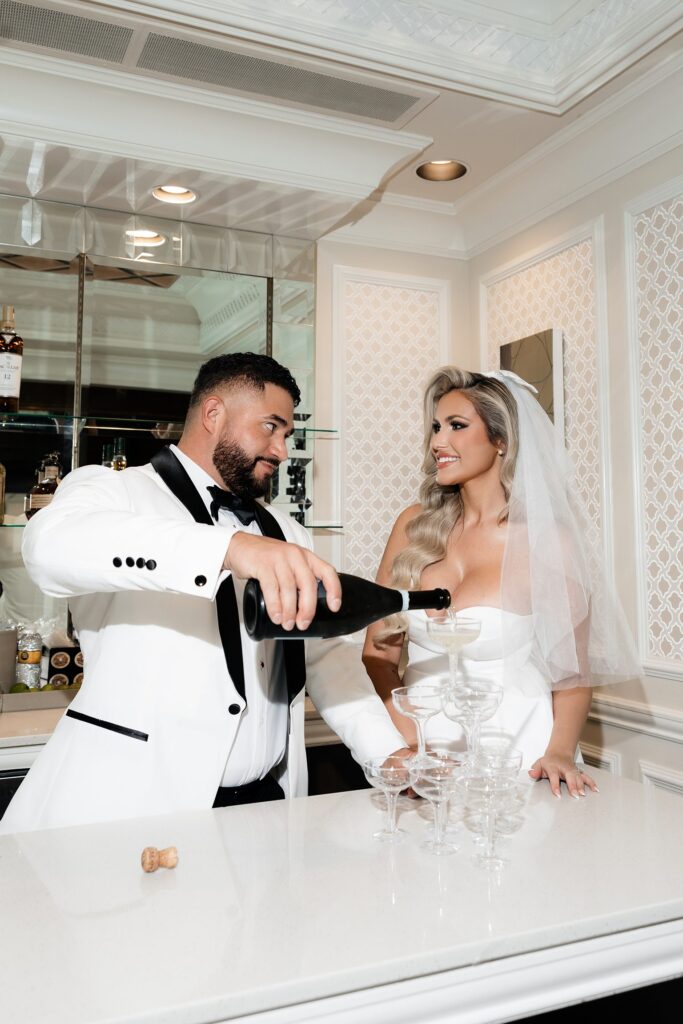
[152,184,197,204]
[125,229,166,247]
[416,160,467,182]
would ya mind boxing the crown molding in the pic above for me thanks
[0,47,431,152]
[0,56,431,240]
[453,47,683,219]
[86,0,683,113]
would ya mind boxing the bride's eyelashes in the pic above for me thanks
[431,419,467,435]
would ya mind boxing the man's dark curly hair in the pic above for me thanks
[187,352,301,411]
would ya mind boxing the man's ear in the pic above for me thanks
[202,395,224,435]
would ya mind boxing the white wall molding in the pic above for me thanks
[638,760,683,796]
[624,175,683,670]
[479,219,616,588]
[332,265,450,573]
[455,49,683,222]
[325,195,465,261]
[643,661,683,682]
[590,693,683,746]
[456,58,683,258]
[579,742,621,775]
[623,173,683,216]
[478,221,602,291]
[624,199,649,664]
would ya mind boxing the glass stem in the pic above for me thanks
[467,717,482,757]
[433,798,446,847]
[486,809,495,859]
[448,652,459,687]
[385,790,399,834]
[414,718,427,759]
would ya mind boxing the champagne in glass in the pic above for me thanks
[426,612,481,688]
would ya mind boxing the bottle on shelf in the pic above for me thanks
[111,436,127,471]
[24,451,63,519]
[101,443,114,468]
[243,572,451,641]
[0,460,5,525]
[0,304,23,414]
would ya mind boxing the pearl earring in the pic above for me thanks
[498,449,505,457]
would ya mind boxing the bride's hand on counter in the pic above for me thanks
[528,752,598,799]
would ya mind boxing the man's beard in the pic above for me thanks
[212,436,277,498]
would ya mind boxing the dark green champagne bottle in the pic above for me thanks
[243,572,450,640]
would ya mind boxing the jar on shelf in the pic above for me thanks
[16,631,42,690]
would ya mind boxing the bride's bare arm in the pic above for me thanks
[362,505,421,744]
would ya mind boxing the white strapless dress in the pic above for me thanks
[403,607,553,769]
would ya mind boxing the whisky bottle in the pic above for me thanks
[243,572,451,640]
[0,305,23,413]
[24,452,62,519]
[112,436,127,471]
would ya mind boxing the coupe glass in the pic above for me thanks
[458,773,520,869]
[392,682,446,765]
[408,752,463,856]
[440,677,503,760]
[362,755,412,843]
[470,736,523,779]
[426,612,481,688]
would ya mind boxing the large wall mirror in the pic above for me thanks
[0,197,317,693]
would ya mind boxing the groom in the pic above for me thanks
[1,352,404,834]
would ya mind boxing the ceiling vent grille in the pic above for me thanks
[0,0,132,62]
[136,32,419,123]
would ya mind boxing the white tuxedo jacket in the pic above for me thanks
[1,463,403,834]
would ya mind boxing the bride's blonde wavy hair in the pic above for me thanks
[376,367,519,643]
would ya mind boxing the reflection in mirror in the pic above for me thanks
[0,253,79,636]
[499,328,564,444]
[78,258,269,469]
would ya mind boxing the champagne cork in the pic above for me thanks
[141,845,178,872]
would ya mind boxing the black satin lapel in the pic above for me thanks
[252,501,286,541]
[253,503,307,701]
[150,447,213,525]
[150,446,246,701]
[215,580,245,701]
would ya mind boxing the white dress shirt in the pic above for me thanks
[170,445,288,788]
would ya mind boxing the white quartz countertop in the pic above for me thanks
[1,770,682,1024]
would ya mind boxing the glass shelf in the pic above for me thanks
[2,518,343,530]
[0,412,337,437]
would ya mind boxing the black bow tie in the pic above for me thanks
[207,486,257,526]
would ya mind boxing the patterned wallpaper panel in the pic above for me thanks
[341,277,444,579]
[485,240,602,537]
[633,194,683,665]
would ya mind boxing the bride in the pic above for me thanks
[363,366,640,798]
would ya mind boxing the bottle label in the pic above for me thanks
[0,353,22,398]
[26,494,54,510]
[398,590,410,612]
